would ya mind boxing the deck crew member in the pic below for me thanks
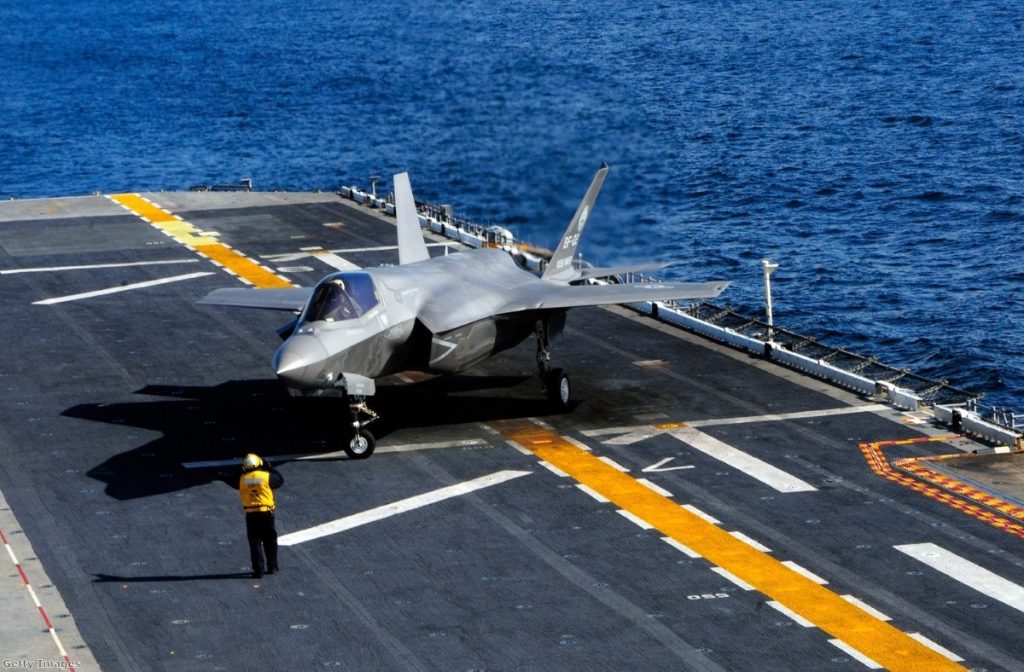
[239,453,283,579]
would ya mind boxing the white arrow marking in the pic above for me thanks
[642,457,695,473]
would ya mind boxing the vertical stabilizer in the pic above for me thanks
[541,163,609,282]
[393,172,431,265]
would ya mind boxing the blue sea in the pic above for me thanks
[2,1,1022,412]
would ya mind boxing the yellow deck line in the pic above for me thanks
[493,419,965,672]
[193,243,294,289]
[108,193,293,289]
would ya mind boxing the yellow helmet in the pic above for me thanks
[242,453,263,471]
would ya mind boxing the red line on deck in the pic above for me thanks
[859,437,1024,540]
[2,527,77,670]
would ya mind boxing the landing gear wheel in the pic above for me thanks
[345,429,376,459]
[545,368,571,409]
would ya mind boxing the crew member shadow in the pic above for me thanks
[66,374,559,501]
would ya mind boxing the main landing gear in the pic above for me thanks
[345,395,378,459]
[536,319,571,410]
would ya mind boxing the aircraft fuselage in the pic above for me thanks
[273,249,560,393]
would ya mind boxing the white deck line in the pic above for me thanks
[661,536,701,558]
[597,456,630,472]
[560,435,592,452]
[32,271,214,305]
[602,430,658,446]
[767,600,815,628]
[637,478,673,497]
[581,425,648,437]
[895,542,1024,614]
[1,258,198,274]
[505,440,531,456]
[907,632,964,662]
[685,404,888,427]
[668,427,817,493]
[616,509,654,530]
[828,638,882,669]
[322,243,451,253]
[781,560,828,584]
[182,439,489,468]
[279,470,531,546]
[840,595,891,621]
[579,405,891,442]
[576,484,609,503]
[729,531,771,552]
[377,439,489,454]
[682,504,721,525]
[539,461,569,478]
[711,566,755,591]
[310,250,360,270]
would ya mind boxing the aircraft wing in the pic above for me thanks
[575,262,669,281]
[197,287,314,311]
[497,279,730,315]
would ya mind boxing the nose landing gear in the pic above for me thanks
[345,396,378,459]
[333,374,379,459]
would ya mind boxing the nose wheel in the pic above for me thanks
[347,429,375,458]
[345,396,378,459]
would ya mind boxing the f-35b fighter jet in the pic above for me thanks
[198,165,729,458]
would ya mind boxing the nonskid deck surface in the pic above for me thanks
[1,192,1022,671]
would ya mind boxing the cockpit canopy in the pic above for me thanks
[300,272,379,324]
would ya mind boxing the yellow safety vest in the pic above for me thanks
[240,469,275,512]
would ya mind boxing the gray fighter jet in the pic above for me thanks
[198,165,729,458]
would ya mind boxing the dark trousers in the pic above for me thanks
[245,511,278,573]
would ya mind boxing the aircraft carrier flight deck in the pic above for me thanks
[1,188,1022,671]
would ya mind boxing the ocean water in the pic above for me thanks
[2,1,1022,411]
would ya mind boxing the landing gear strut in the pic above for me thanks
[345,395,378,459]
[536,319,571,410]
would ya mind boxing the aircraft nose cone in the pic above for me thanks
[273,335,329,388]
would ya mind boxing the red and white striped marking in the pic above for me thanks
[1,527,76,671]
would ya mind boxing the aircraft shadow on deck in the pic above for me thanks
[65,375,563,501]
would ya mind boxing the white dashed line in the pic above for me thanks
[828,638,882,669]
[661,537,701,558]
[681,504,720,525]
[711,566,754,591]
[597,456,630,472]
[616,509,653,530]
[781,560,828,585]
[767,600,815,628]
